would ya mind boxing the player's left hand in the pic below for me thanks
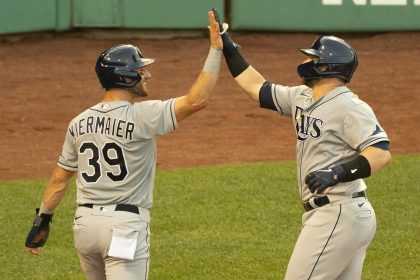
[25,209,53,256]
[208,10,223,50]
[305,168,340,194]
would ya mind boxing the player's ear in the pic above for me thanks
[318,65,328,72]
[123,77,134,83]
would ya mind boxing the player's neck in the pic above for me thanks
[312,78,346,100]
[102,89,136,103]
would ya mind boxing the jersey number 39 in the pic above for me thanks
[79,142,128,183]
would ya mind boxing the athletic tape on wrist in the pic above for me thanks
[39,201,54,215]
[203,48,222,74]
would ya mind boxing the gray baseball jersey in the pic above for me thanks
[57,99,177,209]
[260,83,389,202]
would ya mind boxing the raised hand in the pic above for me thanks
[208,10,223,50]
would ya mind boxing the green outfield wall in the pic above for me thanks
[0,0,71,34]
[1,0,419,35]
[73,0,224,29]
[231,0,420,32]
[0,0,223,35]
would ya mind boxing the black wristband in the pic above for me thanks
[331,155,371,183]
[221,32,237,57]
[34,208,53,229]
[221,32,249,77]
[225,49,250,78]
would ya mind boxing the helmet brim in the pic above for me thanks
[133,58,155,69]
[299,48,319,57]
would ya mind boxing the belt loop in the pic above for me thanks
[303,202,313,212]
[302,197,318,212]
[302,196,331,212]
[308,198,318,209]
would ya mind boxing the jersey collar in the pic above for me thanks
[90,101,130,113]
[305,86,350,112]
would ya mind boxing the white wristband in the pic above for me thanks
[203,48,222,74]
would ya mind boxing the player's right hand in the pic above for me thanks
[210,8,238,54]
[305,168,340,194]
[208,10,223,50]
[25,209,53,255]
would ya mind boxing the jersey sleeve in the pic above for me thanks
[343,102,390,151]
[259,82,295,116]
[57,125,78,171]
[133,98,178,138]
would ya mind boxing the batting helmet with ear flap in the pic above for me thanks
[297,36,358,83]
[95,44,155,89]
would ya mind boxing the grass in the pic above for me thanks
[0,155,418,279]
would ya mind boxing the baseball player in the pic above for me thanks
[215,14,391,279]
[24,11,222,280]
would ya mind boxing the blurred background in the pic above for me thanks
[1,0,420,36]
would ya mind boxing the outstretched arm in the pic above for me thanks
[213,9,266,101]
[174,11,222,122]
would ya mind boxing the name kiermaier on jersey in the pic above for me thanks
[322,0,420,6]
[69,116,135,141]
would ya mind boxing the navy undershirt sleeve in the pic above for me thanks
[370,141,390,151]
[259,81,277,111]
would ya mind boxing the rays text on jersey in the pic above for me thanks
[295,106,324,141]
[69,116,135,141]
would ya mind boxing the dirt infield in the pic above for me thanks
[0,31,419,180]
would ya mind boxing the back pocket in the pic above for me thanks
[108,226,139,260]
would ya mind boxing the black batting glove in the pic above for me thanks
[25,208,53,248]
[305,165,346,194]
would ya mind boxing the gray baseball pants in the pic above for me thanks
[285,196,376,280]
[72,204,151,280]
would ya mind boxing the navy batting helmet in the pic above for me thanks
[95,44,155,89]
[297,36,358,83]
